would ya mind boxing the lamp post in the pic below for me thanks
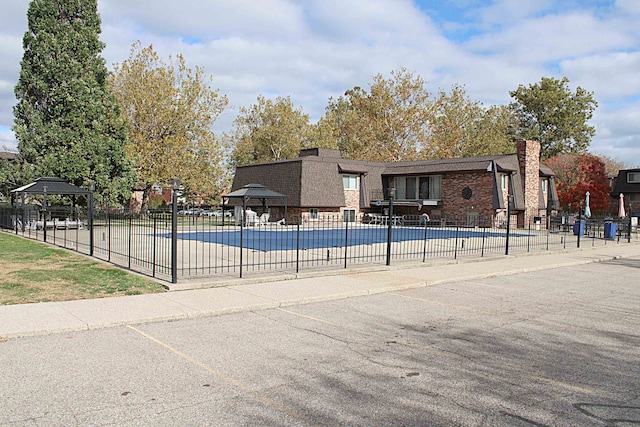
[171,178,180,284]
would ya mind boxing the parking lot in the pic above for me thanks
[1,256,638,426]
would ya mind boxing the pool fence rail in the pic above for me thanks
[1,204,637,283]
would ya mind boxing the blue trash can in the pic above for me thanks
[573,219,585,236]
[604,221,617,239]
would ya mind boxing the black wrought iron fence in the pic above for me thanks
[1,204,636,283]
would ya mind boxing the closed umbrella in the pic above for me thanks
[584,191,591,218]
[619,193,626,218]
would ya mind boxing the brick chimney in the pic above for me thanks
[516,140,541,223]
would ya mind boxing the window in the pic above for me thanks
[540,179,547,193]
[628,172,640,183]
[393,177,415,199]
[419,177,429,198]
[309,208,319,220]
[343,175,358,190]
[343,209,356,222]
[429,175,442,199]
[394,175,441,200]
[629,193,640,202]
[501,174,508,190]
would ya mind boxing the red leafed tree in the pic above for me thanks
[545,154,610,213]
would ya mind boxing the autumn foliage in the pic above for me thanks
[544,154,610,213]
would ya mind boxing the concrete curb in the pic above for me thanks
[1,243,638,340]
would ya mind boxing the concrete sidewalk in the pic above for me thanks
[1,243,639,340]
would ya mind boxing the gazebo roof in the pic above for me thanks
[224,183,286,201]
[11,177,90,196]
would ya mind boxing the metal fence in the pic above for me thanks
[1,205,636,283]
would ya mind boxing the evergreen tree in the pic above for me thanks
[13,0,135,203]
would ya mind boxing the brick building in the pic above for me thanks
[230,140,559,227]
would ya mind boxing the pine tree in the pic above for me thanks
[13,0,135,203]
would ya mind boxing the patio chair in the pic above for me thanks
[258,213,270,226]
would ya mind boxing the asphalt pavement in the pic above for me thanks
[1,241,639,340]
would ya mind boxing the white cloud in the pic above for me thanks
[0,128,18,152]
[616,0,640,15]
[466,12,633,63]
[560,51,640,99]
[0,0,639,167]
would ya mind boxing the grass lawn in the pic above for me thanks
[0,231,166,305]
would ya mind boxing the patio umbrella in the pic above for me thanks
[618,193,626,218]
[584,191,591,218]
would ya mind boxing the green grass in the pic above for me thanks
[0,231,165,305]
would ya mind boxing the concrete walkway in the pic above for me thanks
[1,242,639,340]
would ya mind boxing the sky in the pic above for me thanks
[1,0,639,166]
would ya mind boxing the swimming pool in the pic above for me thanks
[177,226,515,251]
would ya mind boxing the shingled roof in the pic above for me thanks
[231,148,556,211]
[611,168,640,196]
[11,177,90,196]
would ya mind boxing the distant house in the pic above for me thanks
[610,168,640,217]
[0,151,18,162]
[230,140,559,227]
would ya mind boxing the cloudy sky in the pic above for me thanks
[1,0,639,166]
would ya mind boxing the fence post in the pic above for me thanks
[481,223,486,257]
[152,215,157,278]
[239,213,244,279]
[527,219,531,252]
[128,215,133,270]
[505,195,512,255]
[107,205,111,262]
[629,214,633,243]
[43,186,47,243]
[386,189,395,266]
[546,225,549,251]
[89,183,94,256]
[422,220,428,262]
[344,218,349,269]
[577,200,582,248]
[171,178,180,283]
[454,226,459,260]
[13,195,18,235]
[296,221,300,273]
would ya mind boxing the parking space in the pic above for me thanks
[1,258,639,426]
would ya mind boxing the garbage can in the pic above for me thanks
[604,221,617,239]
[573,219,585,236]
[534,216,541,231]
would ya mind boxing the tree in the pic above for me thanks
[593,152,632,177]
[13,0,135,203]
[324,68,431,162]
[544,153,610,213]
[228,95,313,167]
[509,77,598,160]
[426,84,516,159]
[110,42,228,210]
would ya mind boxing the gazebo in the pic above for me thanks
[11,177,94,253]
[223,183,287,226]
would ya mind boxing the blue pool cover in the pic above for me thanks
[177,227,515,251]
